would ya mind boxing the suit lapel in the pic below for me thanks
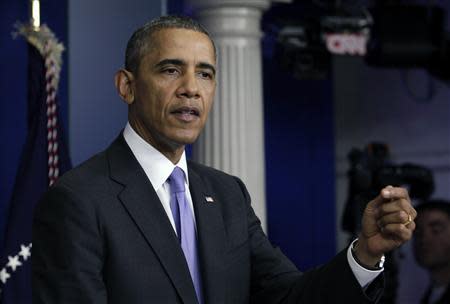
[107,135,198,304]
[188,167,227,303]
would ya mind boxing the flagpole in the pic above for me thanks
[30,0,40,30]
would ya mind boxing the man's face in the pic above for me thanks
[128,28,216,151]
[413,209,450,270]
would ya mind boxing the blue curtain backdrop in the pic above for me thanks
[263,64,337,269]
[262,4,336,269]
[0,0,68,256]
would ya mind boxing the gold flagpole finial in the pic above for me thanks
[30,0,40,30]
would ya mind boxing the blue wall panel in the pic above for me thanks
[68,0,163,166]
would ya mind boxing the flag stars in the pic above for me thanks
[0,268,10,284]
[7,255,22,272]
[19,244,32,261]
[0,243,32,286]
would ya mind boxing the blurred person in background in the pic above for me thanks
[413,200,450,304]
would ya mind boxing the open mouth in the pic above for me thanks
[171,107,200,116]
[170,106,200,122]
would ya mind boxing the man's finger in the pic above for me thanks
[368,186,409,210]
[377,210,410,227]
[380,186,410,201]
[405,220,416,231]
[381,223,413,241]
[380,198,416,218]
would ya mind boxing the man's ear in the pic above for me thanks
[114,69,135,104]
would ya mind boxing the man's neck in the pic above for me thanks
[161,149,184,165]
[128,120,185,164]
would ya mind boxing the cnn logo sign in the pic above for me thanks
[325,33,368,56]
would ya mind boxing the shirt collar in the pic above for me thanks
[123,122,189,191]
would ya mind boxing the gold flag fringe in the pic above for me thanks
[13,23,64,91]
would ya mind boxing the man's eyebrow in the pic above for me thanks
[197,62,216,76]
[154,59,185,69]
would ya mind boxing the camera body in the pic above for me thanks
[342,142,434,236]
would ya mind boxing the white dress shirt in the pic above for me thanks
[123,123,196,234]
[122,122,382,288]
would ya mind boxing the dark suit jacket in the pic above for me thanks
[421,284,450,304]
[32,134,382,303]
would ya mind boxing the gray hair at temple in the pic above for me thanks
[125,15,216,73]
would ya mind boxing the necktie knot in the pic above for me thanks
[169,166,185,193]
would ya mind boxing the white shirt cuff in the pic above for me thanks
[346,239,383,288]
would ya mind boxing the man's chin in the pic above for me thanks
[168,134,200,147]
[177,137,198,146]
[173,131,201,144]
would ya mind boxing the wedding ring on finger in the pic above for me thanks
[404,213,412,226]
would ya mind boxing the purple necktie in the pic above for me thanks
[168,167,203,304]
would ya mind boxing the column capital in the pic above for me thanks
[188,0,271,11]
[188,0,273,39]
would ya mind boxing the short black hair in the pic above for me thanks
[416,199,450,218]
[125,15,216,73]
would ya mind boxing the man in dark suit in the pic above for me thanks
[32,15,417,303]
[413,200,450,304]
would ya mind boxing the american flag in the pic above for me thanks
[0,24,71,303]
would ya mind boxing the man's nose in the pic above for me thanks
[177,72,200,99]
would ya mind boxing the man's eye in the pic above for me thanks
[199,71,212,79]
[163,68,179,75]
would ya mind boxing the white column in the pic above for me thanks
[189,0,271,230]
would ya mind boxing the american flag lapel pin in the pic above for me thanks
[205,196,214,203]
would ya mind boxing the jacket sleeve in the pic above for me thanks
[32,182,107,304]
[232,177,384,304]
